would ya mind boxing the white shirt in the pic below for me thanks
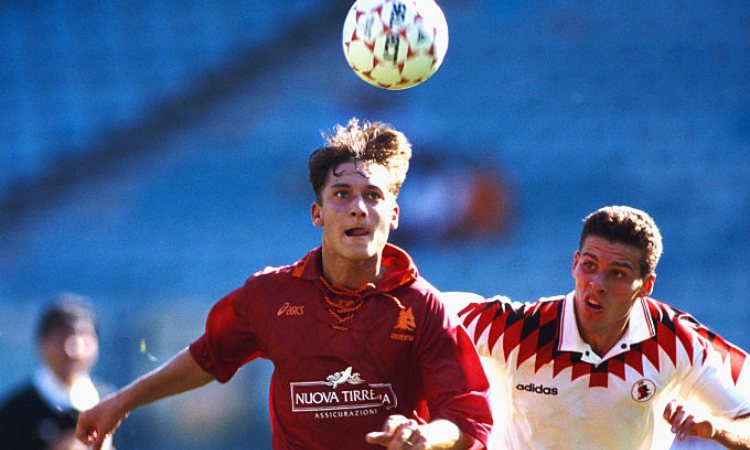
[450,292,750,450]
[33,365,100,412]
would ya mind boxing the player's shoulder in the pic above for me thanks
[495,293,564,317]
[395,276,443,309]
[451,292,565,329]
[440,291,486,305]
[243,262,301,286]
[0,382,38,416]
[445,291,564,310]
[644,296,749,358]
[643,296,709,332]
[252,262,296,278]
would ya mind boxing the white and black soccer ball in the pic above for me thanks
[342,0,449,90]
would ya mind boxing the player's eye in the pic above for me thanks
[367,191,383,201]
[334,190,348,199]
[610,269,628,279]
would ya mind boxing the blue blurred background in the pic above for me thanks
[0,1,748,449]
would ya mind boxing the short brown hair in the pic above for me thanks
[580,205,663,276]
[308,118,412,203]
[37,293,97,341]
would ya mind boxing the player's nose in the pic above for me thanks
[589,272,606,292]
[349,194,368,217]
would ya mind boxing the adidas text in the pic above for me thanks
[516,383,558,396]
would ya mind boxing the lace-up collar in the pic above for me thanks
[292,244,418,330]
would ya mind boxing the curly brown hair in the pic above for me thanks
[308,118,412,203]
[580,205,663,276]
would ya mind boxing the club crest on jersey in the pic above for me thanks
[390,307,416,342]
[290,366,398,419]
[631,378,656,402]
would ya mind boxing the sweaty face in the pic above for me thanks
[572,235,655,352]
[311,160,399,264]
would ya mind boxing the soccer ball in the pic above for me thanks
[342,0,449,90]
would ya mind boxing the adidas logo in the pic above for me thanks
[516,383,558,396]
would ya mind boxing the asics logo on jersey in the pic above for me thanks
[516,382,558,396]
[277,302,305,316]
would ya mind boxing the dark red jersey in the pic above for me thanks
[190,244,492,449]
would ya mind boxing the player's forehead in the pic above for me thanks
[42,324,97,348]
[579,235,643,269]
[324,160,392,190]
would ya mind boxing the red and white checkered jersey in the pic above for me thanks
[450,292,750,450]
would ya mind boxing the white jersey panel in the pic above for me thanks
[457,292,750,450]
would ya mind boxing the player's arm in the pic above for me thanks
[664,400,750,449]
[76,347,215,450]
[442,290,522,360]
[366,415,476,450]
[439,291,487,318]
[374,295,492,449]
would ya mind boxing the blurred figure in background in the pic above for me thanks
[393,152,513,247]
[0,293,113,450]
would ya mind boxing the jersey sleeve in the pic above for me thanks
[416,292,493,448]
[450,292,520,361]
[189,281,263,383]
[675,314,750,418]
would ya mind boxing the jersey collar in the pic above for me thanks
[291,243,418,293]
[559,292,656,364]
[33,365,99,412]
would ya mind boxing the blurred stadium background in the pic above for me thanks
[0,1,747,449]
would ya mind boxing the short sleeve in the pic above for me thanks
[189,284,263,383]
[676,315,750,418]
[416,293,493,447]
[455,293,520,360]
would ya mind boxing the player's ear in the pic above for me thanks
[389,203,399,230]
[311,202,323,227]
[640,273,656,297]
[572,251,581,275]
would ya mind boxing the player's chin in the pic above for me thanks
[339,242,377,259]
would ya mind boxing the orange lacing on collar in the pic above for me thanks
[323,293,365,331]
[381,292,405,310]
[319,276,405,331]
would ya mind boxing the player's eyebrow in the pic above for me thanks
[580,251,598,261]
[580,251,636,271]
[330,182,385,192]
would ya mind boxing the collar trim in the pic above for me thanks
[558,292,656,361]
[33,365,99,412]
[291,243,418,292]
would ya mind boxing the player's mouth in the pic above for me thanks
[584,295,603,311]
[345,227,370,237]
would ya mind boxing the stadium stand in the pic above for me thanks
[0,1,748,449]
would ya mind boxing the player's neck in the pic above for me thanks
[321,252,383,290]
[47,365,83,390]
[579,322,628,358]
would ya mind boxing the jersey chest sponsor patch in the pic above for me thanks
[290,366,398,419]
